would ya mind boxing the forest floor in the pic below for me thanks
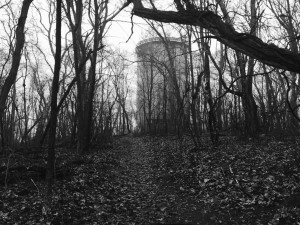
[1,135,300,224]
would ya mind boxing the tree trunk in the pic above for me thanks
[81,0,100,153]
[0,0,33,150]
[242,0,259,138]
[47,0,62,196]
[187,27,201,147]
[204,51,218,143]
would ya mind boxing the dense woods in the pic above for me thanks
[1,0,300,224]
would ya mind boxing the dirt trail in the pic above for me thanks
[111,136,209,225]
[0,136,213,225]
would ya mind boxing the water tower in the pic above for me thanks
[135,36,188,133]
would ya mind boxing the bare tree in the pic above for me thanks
[0,0,33,150]
[47,0,62,197]
[268,0,300,132]
[63,0,129,154]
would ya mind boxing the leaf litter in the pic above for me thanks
[1,136,300,224]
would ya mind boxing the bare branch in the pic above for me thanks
[0,0,12,10]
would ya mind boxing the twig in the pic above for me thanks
[126,12,134,43]
[229,165,252,199]
[4,153,12,189]
[31,178,40,195]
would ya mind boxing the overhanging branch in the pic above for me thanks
[130,3,300,73]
